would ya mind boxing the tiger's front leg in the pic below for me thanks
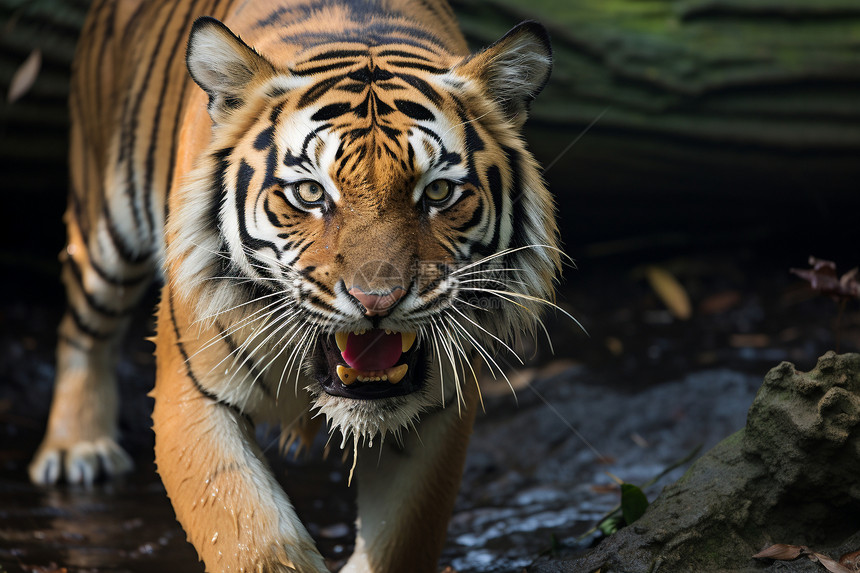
[343,382,479,573]
[152,289,328,573]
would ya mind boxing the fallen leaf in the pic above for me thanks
[644,265,691,320]
[729,333,770,348]
[699,290,741,315]
[811,552,854,573]
[630,432,649,448]
[839,549,860,569]
[8,49,42,103]
[25,563,68,573]
[605,336,623,355]
[790,257,860,302]
[753,543,807,560]
[752,544,855,573]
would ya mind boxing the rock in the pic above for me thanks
[532,352,860,572]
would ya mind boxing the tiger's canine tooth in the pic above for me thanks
[335,332,349,352]
[400,332,416,353]
[387,364,408,384]
[336,365,357,385]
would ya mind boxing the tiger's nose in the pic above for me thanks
[348,286,407,317]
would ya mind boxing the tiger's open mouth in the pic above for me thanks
[314,329,426,399]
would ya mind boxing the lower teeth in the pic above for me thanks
[335,364,409,385]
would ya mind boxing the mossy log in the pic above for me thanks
[2,0,859,246]
[452,0,860,243]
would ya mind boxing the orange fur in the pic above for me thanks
[33,1,559,571]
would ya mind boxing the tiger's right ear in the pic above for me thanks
[186,17,275,123]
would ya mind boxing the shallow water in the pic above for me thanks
[1,249,855,572]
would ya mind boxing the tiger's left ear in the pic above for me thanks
[186,16,276,123]
[455,21,552,127]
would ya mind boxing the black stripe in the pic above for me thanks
[414,124,443,145]
[59,333,89,353]
[143,0,197,240]
[397,73,443,106]
[253,126,275,151]
[236,160,280,254]
[453,191,483,234]
[293,61,356,77]
[297,75,346,108]
[121,1,182,247]
[299,269,334,297]
[484,165,504,255]
[87,253,151,287]
[66,305,114,341]
[162,0,221,228]
[168,291,243,416]
[65,255,139,318]
[306,49,367,62]
[215,320,274,400]
[503,145,530,249]
[102,202,151,264]
[378,49,431,61]
[269,102,285,123]
[311,102,352,121]
[164,76,190,224]
[388,60,447,74]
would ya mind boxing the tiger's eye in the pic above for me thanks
[296,181,324,204]
[424,179,452,203]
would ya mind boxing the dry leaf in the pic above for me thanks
[753,544,856,573]
[839,549,860,570]
[811,552,854,573]
[26,563,68,573]
[753,543,807,560]
[699,290,741,315]
[8,49,42,103]
[644,265,691,320]
[729,333,770,348]
[790,257,860,302]
[605,336,623,355]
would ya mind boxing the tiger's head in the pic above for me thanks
[168,16,560,445]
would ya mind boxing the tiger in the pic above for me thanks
[28,0,560,571]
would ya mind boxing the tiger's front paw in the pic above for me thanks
[29,436,133,485]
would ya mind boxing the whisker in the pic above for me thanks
[459,287,556,353]
[441,314,484,411]
[192,289,285,326]
[448,305,523,364]
[450,244,571,276]
[209,306,298,386]
[451,266,526,278]
[458,286,587,337]
[186,297,293,364]
[444,313,517,404]
[427,322,448,410]
[432,317,463,412]
[456,276,533,289]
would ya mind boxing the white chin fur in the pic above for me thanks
[308,384,438,448]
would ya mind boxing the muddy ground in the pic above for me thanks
[1,233,857,572]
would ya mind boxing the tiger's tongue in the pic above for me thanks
[342,330,402,371]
